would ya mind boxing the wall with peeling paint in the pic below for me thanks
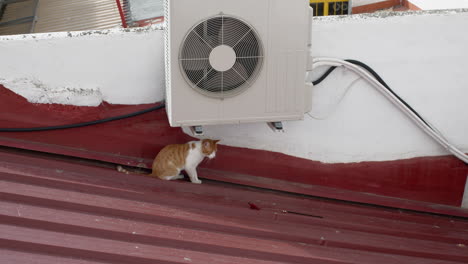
[0,10,467,164]
[0,26,165,106]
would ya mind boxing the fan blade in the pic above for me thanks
[221,61,248,91]
[231,61,249,80]
[181,59,210,71]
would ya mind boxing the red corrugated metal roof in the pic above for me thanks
[0,147,468,264]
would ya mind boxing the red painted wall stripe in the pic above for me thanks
[0,85,466,213]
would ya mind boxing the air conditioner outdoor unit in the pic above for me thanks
[164,0,312,128]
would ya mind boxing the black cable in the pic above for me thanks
[0,102,165,132]
[0,60,428,132]
[312,66,337,86]
[344,59,431,129]
[312,59,431,129]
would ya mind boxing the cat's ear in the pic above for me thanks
[214,140,220,144]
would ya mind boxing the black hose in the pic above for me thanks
[0,102,165,132]
[0,59,429,132]
[312,66,337,86]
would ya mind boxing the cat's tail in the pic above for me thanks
[116,165,131,174]
[117,165,152,174]
[117,165,158,178]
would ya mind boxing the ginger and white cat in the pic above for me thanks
[118,139,219,184]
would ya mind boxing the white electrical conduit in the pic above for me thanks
[311,57,468,164]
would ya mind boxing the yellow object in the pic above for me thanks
[310,0,349,16]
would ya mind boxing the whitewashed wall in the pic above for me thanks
[0,10,467,163]
[0,26,165,106]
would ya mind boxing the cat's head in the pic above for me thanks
[201,139,220,159]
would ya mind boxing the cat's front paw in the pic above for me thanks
[191,179,202,184]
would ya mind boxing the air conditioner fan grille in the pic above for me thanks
[179,15,263,98]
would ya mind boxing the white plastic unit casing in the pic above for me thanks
[164,0,311,127]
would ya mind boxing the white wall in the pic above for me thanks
[0,10,467,163]
[0,26,165,106]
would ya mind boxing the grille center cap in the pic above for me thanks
[209,45,236,72]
